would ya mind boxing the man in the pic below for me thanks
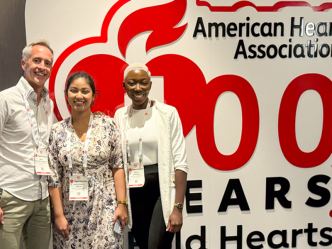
[0,39,54,249]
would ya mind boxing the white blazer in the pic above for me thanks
[114,100,188,228]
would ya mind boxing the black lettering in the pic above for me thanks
[319,44,331,58]
[306,174,331,207]
[291,17,304,37]
[266,177,292,210]
[257,45,266,59]
[274,22,284,37]
[247,231,265,249]
[227,22,237,37]
[208,22,226,38]
[234,40,248,59]
[267,230,289,249]
[248,45,257,59]
[251,23,260,37]
[246,18,250,37]
[304,223,318,246]
[314,39,319,57]
[291,229,303,247]
[294,44,305,58]
[239,22,246,37]
[261,22,273,37]
[266,45,278,59]
[320,227,332,246]
[186,180,203,214]
[193,17,207,38]
[278,44,287,58]
[288,39,293,58]
[317,22,328,36]
[218,179,250,212]
[307,40,314,58]
[221,225,242,249]
[186,226,206,249]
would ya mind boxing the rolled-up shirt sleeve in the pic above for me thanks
[48,126,62,188]
[170,108,188,173]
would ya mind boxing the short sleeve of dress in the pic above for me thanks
[48,124,63,188]
[109,119,123,170]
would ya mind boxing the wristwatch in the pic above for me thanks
[174,203,183,210]
[117,197,128,205]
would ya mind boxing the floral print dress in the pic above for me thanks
[48,116,123,249]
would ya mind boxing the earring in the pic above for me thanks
[91,101,94,106]
[66,100,69,104]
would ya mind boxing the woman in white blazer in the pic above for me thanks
[114,62,188,249]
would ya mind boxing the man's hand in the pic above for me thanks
[0,207,3,225]
[54,215,70,239]
[167,207,183,233]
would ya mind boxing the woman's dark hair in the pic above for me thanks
[65,71,96,97]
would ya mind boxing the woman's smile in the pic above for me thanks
[124,69,152,110]
[67,77,94,112]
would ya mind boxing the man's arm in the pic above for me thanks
[0,93,9,138]
[0,94,9,224]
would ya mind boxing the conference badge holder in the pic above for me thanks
[128,161,145,188]
[17,88,52,176]
[126,100,152,188]
[67,114,93,201]
[35,149,52,175]
[69,174,88,201]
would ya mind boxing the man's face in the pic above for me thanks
[21,45,53,89]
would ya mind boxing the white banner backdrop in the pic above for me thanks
[26,0,332,248]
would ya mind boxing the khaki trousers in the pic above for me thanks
[0,189,50,249]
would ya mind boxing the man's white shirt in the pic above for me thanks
[0,77,53,201]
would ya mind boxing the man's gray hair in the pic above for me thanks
[22,38,54,61]
[124,62,151,81]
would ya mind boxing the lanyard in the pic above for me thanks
[126,100,152,164]
[67,114,93,170]
[16,87,49,148]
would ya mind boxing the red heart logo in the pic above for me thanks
[48,0,260,171]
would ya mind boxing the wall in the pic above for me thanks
[0,0,26,91]
[2,1,332,248]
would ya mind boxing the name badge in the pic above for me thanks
[128,162,145,188]
[35,149,52,175]
[69,175,89,201]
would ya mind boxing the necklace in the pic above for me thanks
[71,113,93,137]
[73,124,87,136]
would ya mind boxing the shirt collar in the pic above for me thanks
[16,76,49,101]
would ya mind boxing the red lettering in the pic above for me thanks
[278,73,332,168]
[196,75,259,171]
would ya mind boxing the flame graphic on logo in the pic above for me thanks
[49,0,131,120]
[49,0,188,120]
[118,0,187,58]
[196,0,332,12]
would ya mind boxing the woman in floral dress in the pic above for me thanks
[48,72,128,248]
